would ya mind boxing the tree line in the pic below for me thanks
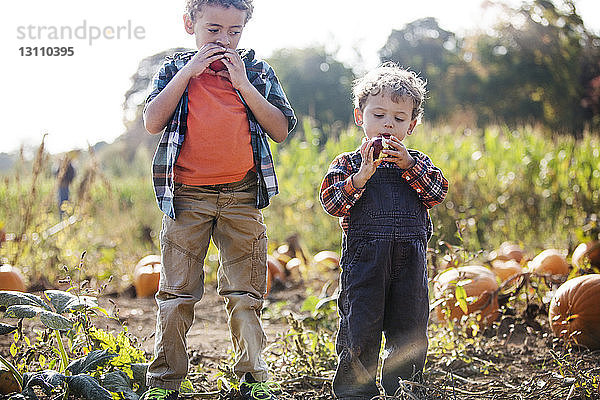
[267,0,600,138]
[123,0,600,148]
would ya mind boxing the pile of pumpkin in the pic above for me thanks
[2,238,598,349]
[432,240,600,350]
[131,244,340,298]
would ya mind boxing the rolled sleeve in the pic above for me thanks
[266,68,297,132]
[402,151,448,209]
[143,60,170,115]
[319,153,365,217]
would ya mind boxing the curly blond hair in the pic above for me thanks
[186,0,254,23]
[353,63,427,121]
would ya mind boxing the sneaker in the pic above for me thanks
[139,387,179,400]
[239,372,281,400]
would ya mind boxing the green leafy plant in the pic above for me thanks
[0,286,155,400]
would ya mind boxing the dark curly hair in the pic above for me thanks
[186,0,254,24]
[353,62,427,121]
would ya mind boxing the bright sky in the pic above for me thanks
[2,0,599,154]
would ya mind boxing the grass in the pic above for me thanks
[1,122,599,290]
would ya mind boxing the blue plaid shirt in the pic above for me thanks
[146,49,296,219]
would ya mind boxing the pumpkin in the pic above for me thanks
[490,259,523,282]
[433,265,499,326]
[489,242,525,263]
[548,274,600,349]
[528,249,569,276]
[266,255,285,295]
[0,369,21,395]
[313,250,340,269]
[285,257,303,281]
[0,264,26,292]
[572,241,600,269]
[286,257,302,271]
[271,249,291,267]
[133,255,162,298]
[277,243,296,259]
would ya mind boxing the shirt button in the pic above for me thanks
[354,194,360,198]
[416,188,422,193]
[345,205,351,209]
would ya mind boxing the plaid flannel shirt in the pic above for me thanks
[146,49,296,219]
[319,148,448,233]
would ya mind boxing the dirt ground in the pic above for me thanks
[2,279,600,399]
[97,284,293,358]
[101,283,600,400]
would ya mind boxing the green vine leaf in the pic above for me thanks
[5,305,44,319]
[4,305,73,331]
[0,323,18,335]
[45,290,98,314]
[0,291,51,311]
[102,370,138,400]
[66,374,113,400]
[66,350,117,376]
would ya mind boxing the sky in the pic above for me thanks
[1,0,600,154]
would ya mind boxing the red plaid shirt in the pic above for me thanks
[319,148,448,233]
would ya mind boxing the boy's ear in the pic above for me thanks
[183,13,195,34]
[353,108,363,126]
[407,119,418,135]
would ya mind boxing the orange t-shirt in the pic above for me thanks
[174,73,254,185]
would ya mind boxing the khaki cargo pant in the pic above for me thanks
[147,172,269,390]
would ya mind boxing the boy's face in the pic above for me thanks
[183,5,247,50]
[354,91,418,142]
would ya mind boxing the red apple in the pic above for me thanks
[209,57,227,72]
[370,134,391,160]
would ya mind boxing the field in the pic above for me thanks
[1,123,600,399]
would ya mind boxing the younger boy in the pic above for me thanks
[319,64,448,399]
[142,1,296,400]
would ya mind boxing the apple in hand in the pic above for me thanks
[208,50,227,71]
[370,134,391,160]
[209,59,227,72]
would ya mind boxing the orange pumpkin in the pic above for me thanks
[0,369,21,395]
[489,242,525,263]
[313,250,340,269]
[528,249,569,276]
[548,274,600,349]
[0,264,26,292]
[133,255,162,298]
[433,265,499,326]
[572,241,600,269]
[490,259,523,282]
[266,255,285,295]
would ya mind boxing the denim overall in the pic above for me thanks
[333,167,430,400]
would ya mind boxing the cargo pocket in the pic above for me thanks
[160,236,194,291]
[250,233,268,294]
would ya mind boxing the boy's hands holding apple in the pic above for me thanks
[219,48,250,90]
[381,135,416,169]
[182,46,250,92]
[183,43,228,78]
[352,139,382,189]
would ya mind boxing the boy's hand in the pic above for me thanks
[382,136,416,169]
[353,139,382,188]
[183,43,228,78]
[220,49,250,90]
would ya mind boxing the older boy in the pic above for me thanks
[320,64,448,399]
[141,1,296,400]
